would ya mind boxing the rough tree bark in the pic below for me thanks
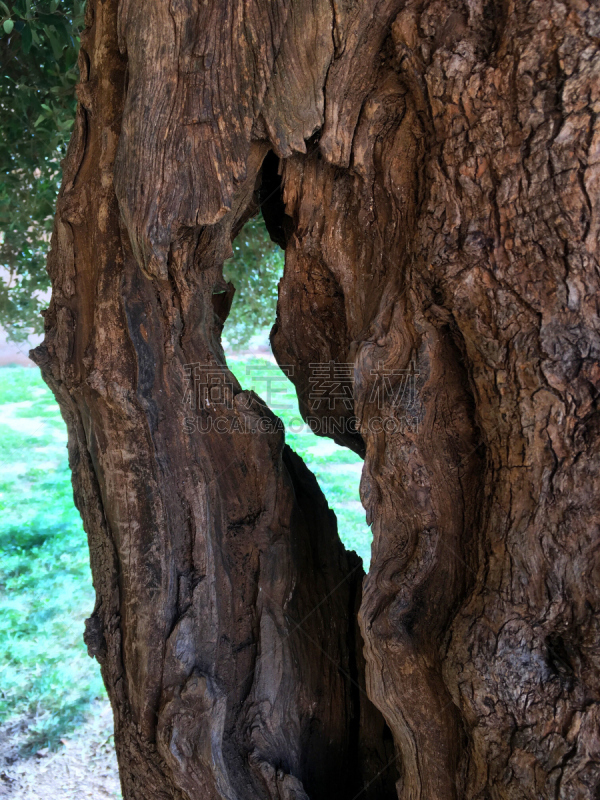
[33,0,600,798]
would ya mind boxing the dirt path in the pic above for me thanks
[0,701,121,799]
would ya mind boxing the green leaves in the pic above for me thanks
[20,22,32,51]
[0,1,85,342]
[223,216,284,349]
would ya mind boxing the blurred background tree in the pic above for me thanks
[0,0,84,341]
[223,217,283,350]
[0,1,282,347]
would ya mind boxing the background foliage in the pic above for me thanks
[0,0,84,341]
[223,218,283,349]
[0,0,282,347]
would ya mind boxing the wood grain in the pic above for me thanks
[34,0,600,798]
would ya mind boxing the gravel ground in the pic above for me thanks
[0,700,121,799]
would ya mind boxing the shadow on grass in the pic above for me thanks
[1,699,97,758]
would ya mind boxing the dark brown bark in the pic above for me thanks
[33,0,600,799]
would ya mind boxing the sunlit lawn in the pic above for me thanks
[0,366,105,754]
[0,360,371,752]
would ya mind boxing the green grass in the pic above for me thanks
[0,365,105,754]
[0,359,372,753]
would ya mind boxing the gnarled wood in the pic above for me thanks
[34,0,600,798]
[32,2,395,798]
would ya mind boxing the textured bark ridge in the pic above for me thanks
[34,0,600,799]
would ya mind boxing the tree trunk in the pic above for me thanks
[33,0,600,799]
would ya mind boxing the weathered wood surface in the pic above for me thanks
[34,0,600,798]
